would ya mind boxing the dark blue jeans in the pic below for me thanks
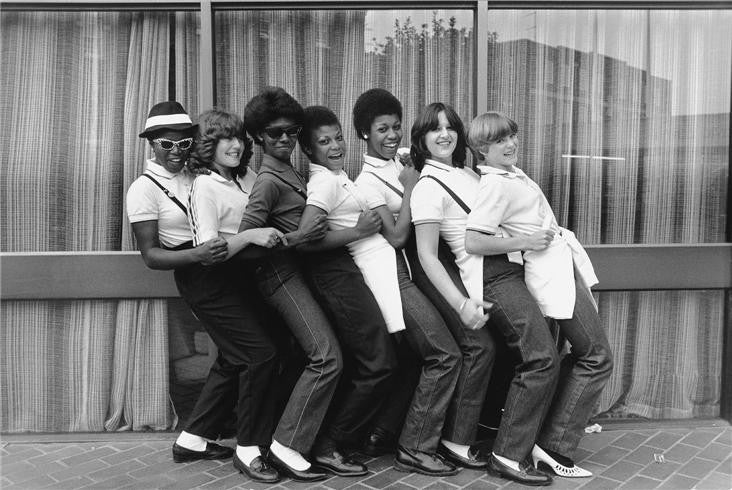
[252,252,343,454]
[538,281,613,457]
[481,254,560,461]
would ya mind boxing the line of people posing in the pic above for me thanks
[126,87,613,487]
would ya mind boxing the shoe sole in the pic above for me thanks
[486,466,552,486]
[172,453,233,463]
[394,460,460,477]
[312,464,368,477]
[536,460,592,478]
[268,460,328,483]
[233,464,282,483]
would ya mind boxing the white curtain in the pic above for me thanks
[484,10,729,418]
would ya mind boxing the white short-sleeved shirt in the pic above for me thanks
[355,152,407,216]
[188,169,257,246]
[126,159,194,248]
[410,159,484,304]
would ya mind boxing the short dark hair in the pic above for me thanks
[189,109,253,179]
[410,102,467,171]
[352,88,402,139]
[298,106,341,161]
[244,86,305,145]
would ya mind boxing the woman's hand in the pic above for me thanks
[522,229,555,251]
[298,213,328,243]
[196,237,229,265]
[355,210,382,238]
[246,227,287,248]
[458,297,492,330]
[398,165,420,191]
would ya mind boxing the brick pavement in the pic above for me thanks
[1,423,730,489]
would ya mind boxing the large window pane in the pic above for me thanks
[214,9,474,177]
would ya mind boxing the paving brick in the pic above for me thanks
[0,447,45,465]
[368,455,398,472]
[696,471,732,490]
[680,430,720,448]
[6,474,57,488]
[363,468,412,489]
[543,475,585,490]
[617,475,660,489]
[3,460,45,484]
[100,445,158,465]
[714,429,732,446]
[638,460,681,481]
[578,476,629,489]
[661,474,702,489]
[26,445,86,467]
[385,482,418,490]
[696,442,732,463]
[662,443,702,463]
[401,472,438,489]
[585,445,631,466]
[158,471,217,489]
[676,457,720,480]
[716,456,732,474]
[598,460,644,482]
[577,431,624,452]
[624,445,661,466]
[85,459,146,482]
[645,432,686,450]
[198,472,250,489]
[48,458,110,482]
[321,474,370,489]
[612,432,652,450]
[455,479,499,490]
[440,468,484,487]
[422,482,459,490]
[44,475,95,489]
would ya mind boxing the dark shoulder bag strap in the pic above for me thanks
[363,171,404,198]
[419,175,471,214]
[142,173,187,215]
[258,170,308,200]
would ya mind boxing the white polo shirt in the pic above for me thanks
[410,159,484,305]
[188,169,257,246]
[355,152,406,216]
[307,163,405,333]
[126,159,194,248]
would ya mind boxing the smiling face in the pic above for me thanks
[151,129,192,174]
[482,133,518,170]
[213,137,244,174]
[307,124,346,171]
[260,117,299,162]
[424,111,458,165]
[365,114,402,161]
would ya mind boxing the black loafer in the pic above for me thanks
[172,442,234,463]
[313,449,368,476]
[486,454,552,486]
[438,443,487,469]
[233,454,281,483]
[394,446,459,476]
[267,450,328,482]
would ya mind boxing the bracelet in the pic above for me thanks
[458,298,469,314]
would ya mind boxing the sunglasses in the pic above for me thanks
[262,125,302,139]
[153,137,193,151]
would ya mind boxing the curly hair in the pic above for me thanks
[189,109,253,179]
[243,86,305,145]
[298,106,341,160]
[352,88,402,140]
[467,111,519,154]
[410,102,468,171]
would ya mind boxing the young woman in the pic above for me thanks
[238,87,370,481]
[126,102,277,481]
[298,104,461,477]
[465,111,613,480]
[183,109,288,483]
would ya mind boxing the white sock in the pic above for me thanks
[441,439,470,458]
[270,439,310,471]
[236,445,261,466]
[176,431,207,451]
[493,452,520,471]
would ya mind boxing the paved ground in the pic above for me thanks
[1,422,731,489]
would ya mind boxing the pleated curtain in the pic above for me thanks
[0,11,183,432]
[484,10,728,418]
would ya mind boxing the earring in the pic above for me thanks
[363,134,369,140]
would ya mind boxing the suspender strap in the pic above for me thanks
[142,173,187,215]
[419,175,471,214]
[362,171,404,198]
[259,170,308,200]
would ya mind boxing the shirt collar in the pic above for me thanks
[362,153,394,169]
[145,159,181,180]
[309,163,347,178]
[260,153,292,172]
[423,159,455,173]
[477,164,524,179]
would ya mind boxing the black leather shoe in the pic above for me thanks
[172,442,234,463]
[362,428,396,456]
[486,454,552,486]
[394,446,459,476]
[313,449,368,476]
[267,450,328,482]
[438,443,488,469]
[233,454,281,483]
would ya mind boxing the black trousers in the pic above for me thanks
[174,261,279,447]
[302,247,398,447]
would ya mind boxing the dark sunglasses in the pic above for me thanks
[153,137,193,151]
[263,125,302,139]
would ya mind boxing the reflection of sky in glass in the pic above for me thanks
[486,10,731,116]
[365,10,473,52]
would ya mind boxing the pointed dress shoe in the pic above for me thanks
[531,444,592,478]
[313,449,368,476]
[267,450,328,482]
[233,453,281,483]
[438,443,488,469]
[394,446,459,476]
[486,454,552,486]
[172,442,234,463]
